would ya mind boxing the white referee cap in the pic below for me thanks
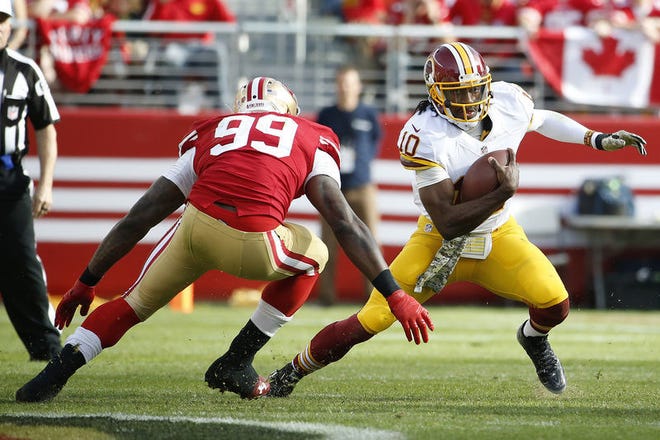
[0,0,13,17]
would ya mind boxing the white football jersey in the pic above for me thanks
[397,81,535,233]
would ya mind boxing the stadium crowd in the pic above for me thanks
[10,0,660,93]
[326,0,660,63]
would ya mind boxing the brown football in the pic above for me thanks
[459,149,510,203]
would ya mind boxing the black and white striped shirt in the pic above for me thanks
[0,47,60,164]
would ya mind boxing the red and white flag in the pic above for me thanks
[36,15,115,94]
[526,27,660,108]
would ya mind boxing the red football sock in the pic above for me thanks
[293,314,373,375]
[81,297,142,349]
[261,273,318,317]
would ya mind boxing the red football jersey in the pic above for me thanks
[180,112,341,227]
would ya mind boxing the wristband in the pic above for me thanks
[584,130,606,150]
[372,270,399,298]
[79,267,102,286]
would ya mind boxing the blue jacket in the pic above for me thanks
[317,102,382,190]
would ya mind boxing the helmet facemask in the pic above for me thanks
[428,73,491,124]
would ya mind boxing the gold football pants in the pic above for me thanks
[358,215,569,334]
[125,204,328,320]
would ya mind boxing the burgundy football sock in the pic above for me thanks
[293,313,373,375]
[529,298,570,333]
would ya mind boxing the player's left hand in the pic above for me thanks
[601,130,647,156]
[386,290,434,344]
[55,280,96,330]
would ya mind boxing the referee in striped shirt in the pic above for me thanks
[0,0,61,361]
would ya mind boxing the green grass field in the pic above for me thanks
[1,303,659,439]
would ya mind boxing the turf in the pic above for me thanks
[1,303,659,439]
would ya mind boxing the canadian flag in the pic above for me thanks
[526,27,660,108]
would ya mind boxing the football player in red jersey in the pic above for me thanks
[267,42,648,397]
[15,77,433,403]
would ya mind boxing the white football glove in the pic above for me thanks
[599,130,647,156]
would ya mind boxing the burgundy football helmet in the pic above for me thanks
[424,42,492,126]
[234,77,300,116]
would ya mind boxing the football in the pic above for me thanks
[459,149,510,203]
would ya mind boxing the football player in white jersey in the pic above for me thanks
[268,41,647,396]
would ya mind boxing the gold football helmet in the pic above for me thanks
[233,77,300,116]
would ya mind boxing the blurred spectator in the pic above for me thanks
[625,0,660,41]
[27,0,95,86]
[102,0,144,19]
[388,0,450,25]
[388,0,452,52]
[8,0,28,50]
[319,0,343,18]
[102,0,146,57]
[517,0,606,36]
[142,0,236,113]
[100,0,148,82]
[449,0,518,27]
[142,0,235,42]
[28,0,94,23]
[342,0,388,23]
[449,0,521,74]
[316,66,382,306]
[339,0,388,67]
[588,0,660,40]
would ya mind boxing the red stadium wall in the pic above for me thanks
[29,108,660,306]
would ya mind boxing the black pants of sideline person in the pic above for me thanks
[0,191,61,361]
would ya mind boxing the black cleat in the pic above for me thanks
[267,362,302,398]
[29,345,62,362]
[205,354,269,399]
[517,322,566,394]
[16,344,84,403]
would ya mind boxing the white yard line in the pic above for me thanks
[6,413,406,440]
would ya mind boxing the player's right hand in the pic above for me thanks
[386,290,434,344]
[55,280,96,330]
